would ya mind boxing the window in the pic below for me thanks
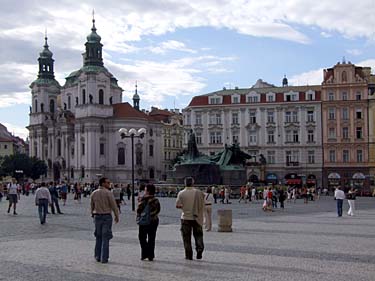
[232,113,239,124]
[248,131,257,144]
[81,167,85,179]
[195,113,202,125]
[99,89,104,104]
[307,130,314,143]
[215,113,221,124]
[342,92,348,100]
[356,92,361,100]
[209,132,222,144]
[249,111,256,124]
[308,151,315,164]
[118,147,125,165]
[267,151,275,164]
[232,134,239,144]
[292,111,298,122]
[186,114,191,125]
[307,111,314,122]
[356,127,362,139]
[149,168,154,179]
[100,143,104,155]
[343,150,349,163]
[136,148,143,165]
[329,150,336,162]
[267,111,274,123]
[247,95,259,103]
[4,144,7,149]
[149,129,153,137]
[71,147,74,157]
[196,132,202,144]
[357,150,363,162]
[356,109,362,119]
[81,143,85,156]
[342,127,349,139]
[34,99,38,112]
[342,71,347,82]
[57,139,61,156]
[82,89,86,104]
[209,96,221,104]
[293,130,299,143]
[328,92,334,101]
[232,96,239,104]
[286,151,292,164]
[50,99,55,113]
[285,93,298,101]
[342,108,349,120]
[328,128,336,139]
[70,168,74,179]
[306,92,314,100]
[68,96,71,109]
[285,130,292,142]
[285,111,291,123]
[149,144,154,157]
[328,108,335,120]
[267,130,275,143]
[267,95,274,102]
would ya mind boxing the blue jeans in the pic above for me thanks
[94,214,113,262]
[38,199,49,223]
[336,199,343,217]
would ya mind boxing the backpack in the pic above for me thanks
[136,202,151,226]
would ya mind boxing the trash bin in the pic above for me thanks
[217,209,232,232]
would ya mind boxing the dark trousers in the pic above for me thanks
[38,199,49,224]
[94,214,113,262]
[280,200,285,209]
[138,220,159,260]
[336,199,343,217]
[180,219,204,259]
[50,196,61,214]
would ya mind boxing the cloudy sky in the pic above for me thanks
[1,0,375,140]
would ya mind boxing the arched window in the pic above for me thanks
[57,139,61,156]
[149,144,154,157]
[82,89,86,104]
[68,96,71,109]
[99,89,104,104]
[81,167,85,178]
[342,71,347,82]
[70,168,74,179]
[34,99,38,113]
[118,147,125,165]
[50,99,55,113]
[41,103,44,113]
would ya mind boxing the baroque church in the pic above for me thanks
[27,18,164,183]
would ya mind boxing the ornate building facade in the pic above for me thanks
[27,19,164,183]
[183,79,323,186]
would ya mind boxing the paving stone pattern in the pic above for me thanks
[0,194,374,281]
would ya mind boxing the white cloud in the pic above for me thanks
[150,40,197,54]
[289,68,324,86]
[2,122,29,140]
[320,31,332,38]
[346,49,363,56]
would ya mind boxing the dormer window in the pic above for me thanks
[246,91,260,103]
[305,90,315,101]
[284,91,299,102]
[266,93,275,102]
[209,95,222,105]
[232,94,240,104]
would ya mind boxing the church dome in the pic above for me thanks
[86,19,101,43]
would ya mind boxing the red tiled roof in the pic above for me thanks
[112,103,150,120]
[0,137,13,142]
[149,109,173,116]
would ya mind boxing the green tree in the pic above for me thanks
[29,157,47,180]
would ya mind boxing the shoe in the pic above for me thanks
[95,257,101,262]
[58,212,64,214]
[13,212,18,215]
[7,208,10,214]
[101,260,108,264]
[196,251,203,260]
[185,256,193,260]
[148,257,154,261]
[141,257,147,261]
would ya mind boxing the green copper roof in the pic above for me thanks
[30,78,61,88]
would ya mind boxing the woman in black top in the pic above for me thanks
[137,184,161,261]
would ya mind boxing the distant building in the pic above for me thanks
[0,123,28,157]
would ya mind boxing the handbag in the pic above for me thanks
[136,202,151,226]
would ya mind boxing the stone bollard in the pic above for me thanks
[217,209,232,232]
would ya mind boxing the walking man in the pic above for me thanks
[49,182,63,214]
[90,177,119,263]
[334,186,345,217]
[347,187,356,216]
[35,182,52,224]
[176,177,205,260]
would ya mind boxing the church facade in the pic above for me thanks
[27,19,164,183]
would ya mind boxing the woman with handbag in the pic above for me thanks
[137,184,161,261]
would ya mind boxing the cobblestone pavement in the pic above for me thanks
[0,194,374,281]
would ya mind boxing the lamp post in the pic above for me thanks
[118,127,146,211]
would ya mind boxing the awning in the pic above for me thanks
[352,172,365,180]
[328,172,341,179]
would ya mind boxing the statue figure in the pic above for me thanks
[259,154,267,165]
[187,129,199,160]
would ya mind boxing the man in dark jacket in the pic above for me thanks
[49,182,63,214]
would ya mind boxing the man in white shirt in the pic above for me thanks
[334,186,345,217]
[35,182,52,224]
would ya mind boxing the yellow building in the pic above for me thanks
[0,137,14,157]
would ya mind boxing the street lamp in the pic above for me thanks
[119,127,146,211]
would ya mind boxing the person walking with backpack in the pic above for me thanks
[137,184,160,261]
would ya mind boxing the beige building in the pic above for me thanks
[0,137,14,157]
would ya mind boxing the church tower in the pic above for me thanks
[133,82,140,110]
[28,33,61,160]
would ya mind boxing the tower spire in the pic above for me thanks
[84,11,103,67]
[92,9,96,31]
[133,81,140,110]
